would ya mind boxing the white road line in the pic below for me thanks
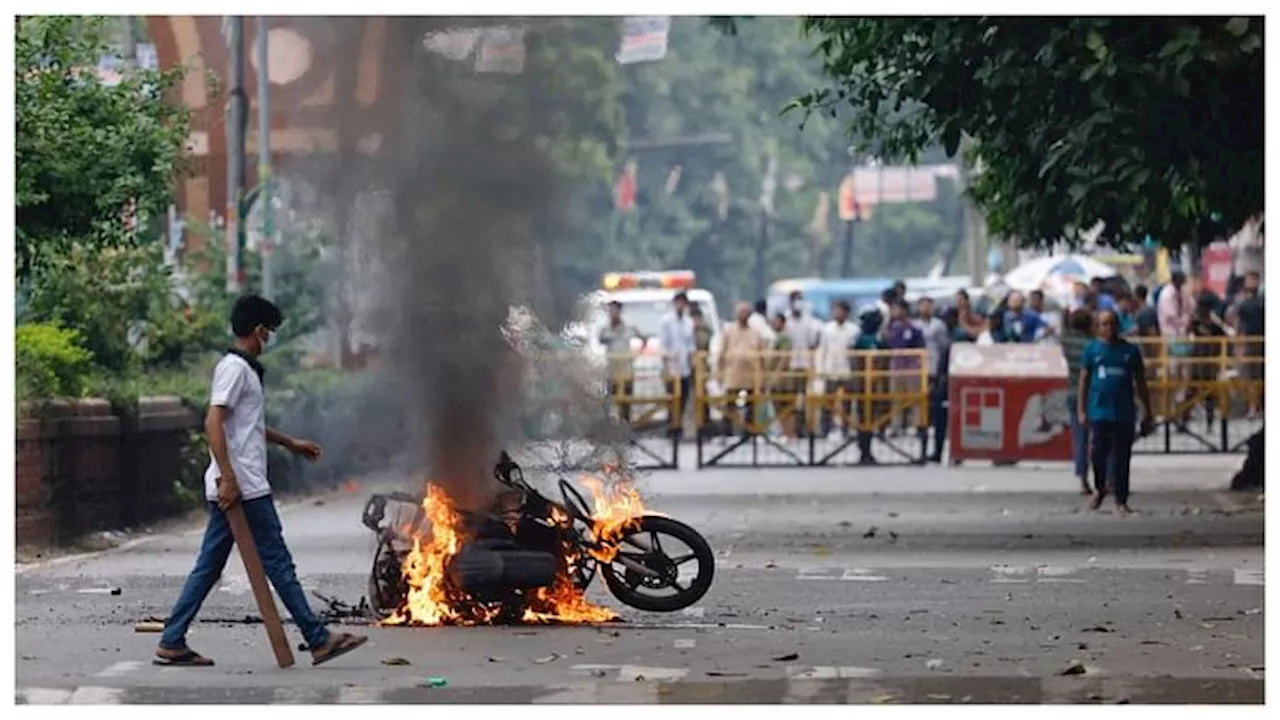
[638,622,772,631]
[1186,570,1209,585]
[19,687,74,704]
[681,606,706,618]
[674,638,696,649]
[1036,566,1077,577]
[1233,569,1265,586]
[337,686,384,704]
[272,687,326,704]
[69,686,124,704]
[94,661,145,678]
[840,568,888,582]
[786,666,882,679]
[616,665,688,682]
[1038,578,1087,584]
[535,683,601,704]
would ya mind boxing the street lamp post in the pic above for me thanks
[225,17,248,293]
[257,16,275,301]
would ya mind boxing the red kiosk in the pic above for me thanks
[947,343,1074,463]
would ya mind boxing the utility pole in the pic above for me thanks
[225,17,248,293]
[958,136,987,287]
[256,16,275,300]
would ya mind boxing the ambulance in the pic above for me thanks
[584,270,724,424]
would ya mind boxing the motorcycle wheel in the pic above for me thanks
[601,515,715,612]
[368,537,405,620]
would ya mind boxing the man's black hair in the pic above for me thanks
[673,291,689,304]
[892,279,906,292]
[754,299,768,315]
[833,299,851,313]
[881,288,896,302]
[607,300,623,309]
[690,304,704,317]
[1134,284,1149,300]
[1029,289,1044,299]
[231,294,283,338]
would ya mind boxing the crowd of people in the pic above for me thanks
[597,269,1264,473]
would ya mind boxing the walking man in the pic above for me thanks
[155,295,367,667]
[599,300,644,423]
[1078,310,1156,514]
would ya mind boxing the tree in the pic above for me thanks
[15,16,190,281]
[793,17,1263,250]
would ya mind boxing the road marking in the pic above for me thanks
[674,638,696,649]
[681,606,706,618]
[94,661,144,678]
[18,687,74,704]
[617,665,688,682]
[69,686,124,704]
[840,568,888,582]
[273,687,326,704]
[1186,569,1209,585]
[1234,569,1265,586]
[571,664,689,682]
[636,621,772,631]
[786,666,881,679]
[336,686,383,704]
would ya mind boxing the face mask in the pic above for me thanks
[258,327,276,353]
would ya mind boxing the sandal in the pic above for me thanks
[311,633,368,667]
[153,648,215,667]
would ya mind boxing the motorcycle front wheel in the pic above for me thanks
[601,515,715,612]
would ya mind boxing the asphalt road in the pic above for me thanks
[14,457,1264,704]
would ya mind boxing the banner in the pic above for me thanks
[617,16,672,65]
[475,27,526,74]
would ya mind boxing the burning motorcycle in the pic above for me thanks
[362,452,715,623]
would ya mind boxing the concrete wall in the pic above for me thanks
[15,397,201,547]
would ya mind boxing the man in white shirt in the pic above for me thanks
[816,299,860,438]
[784,291,821,435]
[748,299,777,345]
[658,292,696,435]
[155,295,367,668]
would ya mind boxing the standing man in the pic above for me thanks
[719,302,767,435]
[659,291,696,437]
[155,295,367,667]
[749,299,777,345]
[1233,273,1265,416]
[921,303,954,463]
[1003,291,1046,343]
[885,300,926,432]
[599,300,644,424]
[1078,310,1156,514]
[816,299,860,440]
[785,290,821,435]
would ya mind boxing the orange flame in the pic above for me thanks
[383,474,649,627]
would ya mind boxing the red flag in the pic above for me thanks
[614,161,637,212]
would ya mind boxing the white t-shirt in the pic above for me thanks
[816,320,860,378]
[203,354,270,502]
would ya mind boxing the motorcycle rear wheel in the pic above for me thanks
[601,515,715,612]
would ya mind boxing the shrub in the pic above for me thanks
[15,322,93,401]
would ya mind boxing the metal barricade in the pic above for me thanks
[601,351,681,469]
[1129,335,1264,454]
[693,349,931,468]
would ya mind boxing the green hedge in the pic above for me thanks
[15,322,93,402]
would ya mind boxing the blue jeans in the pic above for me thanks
[160,497,330,652]
[1067,395,1090,485]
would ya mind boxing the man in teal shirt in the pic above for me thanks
[1078,310,1155,514]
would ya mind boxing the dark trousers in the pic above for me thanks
[928,376,948,461]
[160,497,330,652]
[1090,420,1136,504]
[1067,395,1090,485]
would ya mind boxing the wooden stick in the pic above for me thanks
[224,502,296,668]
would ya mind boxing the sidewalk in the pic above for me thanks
[640,454,1242,498]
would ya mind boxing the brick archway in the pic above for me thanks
[145,16,406,245]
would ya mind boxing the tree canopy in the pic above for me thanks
[793,17,1264,250]
[15,16,191,281]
